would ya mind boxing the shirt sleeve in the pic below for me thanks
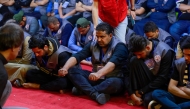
[109,43,128,66]
[72,42,92,64]
[141,50,174,94]
[61,23,73,47]
[171,64,180,81]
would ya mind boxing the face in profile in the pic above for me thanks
[32,46,48,57]
[183,49,190,64]
[145,30,159,40]
[96,30,112,47]
[134,47,150,59]
[77,26,90,35]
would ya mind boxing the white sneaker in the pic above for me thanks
[148,100,162,109]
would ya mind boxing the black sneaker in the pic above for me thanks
[72,87,83,95]
[148,100,162,109]
[96,93,110,105]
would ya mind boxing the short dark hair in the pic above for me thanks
[0,23,24,51]
[180,36,190,50]
[28,34,49,49]
[47,16,59,25]
[128,35,150,52]
[96,22,113,34]
[143,21,158,33]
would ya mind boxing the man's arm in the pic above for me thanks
[129,0,136,19]
[168,79,190,99]
[140,50,174,94]
[92,0,98,28]
[148,0,176,12]
[179,4,190,12]
[89,43,128,80]
[68,29,83,52]
[61,23,73,46]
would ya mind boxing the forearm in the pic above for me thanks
[97,62,115,77]
[92,1,98,28]
[169,87,190,99]
[62,57,77,70]
[82,5,92,11]
[179,4,190,12]
[135,7,146,15]
[2,0,15,6]
[63,9,76,18]
[35,0,48,6]
[129,0,135,9]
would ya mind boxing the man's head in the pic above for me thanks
[13,10,26,28]
[0,23,24,60]
[28,34,49,57]
[128,35,152,59]
[76,18,90,35]
[143,21,159,39]
[47,16,60,32]
[95,23,113,47]
[180,36,190,64]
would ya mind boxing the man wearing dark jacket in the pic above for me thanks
[23,34,75,92]
[127,35,175,107]
[0,23,24,108]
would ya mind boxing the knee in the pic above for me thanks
[106,78,123,90]
[152,89,164,99]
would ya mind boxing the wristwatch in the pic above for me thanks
[131,8,136,11]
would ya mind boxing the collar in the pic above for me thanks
[0,53,8,65]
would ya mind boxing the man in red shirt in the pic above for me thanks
[92,0,135,43]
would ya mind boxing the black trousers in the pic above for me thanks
[25,69,73,92]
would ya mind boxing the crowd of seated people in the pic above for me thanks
[0,0,190,109]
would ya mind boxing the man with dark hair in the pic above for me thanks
[0,23,24,108]
[22,35,75,93]
[149,37,190,109]
[143,21,174,48]
[58,22,129,104]
[43,16,73,47]
[127,35,174,107]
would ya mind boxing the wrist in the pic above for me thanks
[138,90,144,95]
[130,8,136,11]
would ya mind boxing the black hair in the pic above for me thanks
[128,35,150,52]
[96,22,113,34]
[143,21,158,33]
[180,36,190,50]
[0,23,24,51]
[28,34,49,49]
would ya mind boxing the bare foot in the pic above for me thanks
[23,83,40,89]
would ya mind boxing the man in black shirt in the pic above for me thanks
[23,35,75,93]
[127,35,174,107]
[0,23,24,108]
[149,36,190,109]
[58,23,129,105]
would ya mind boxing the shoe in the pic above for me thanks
[96,93,110,105]
[148,100,162,109]
[72,87,83,95]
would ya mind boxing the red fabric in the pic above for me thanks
[4,65,145,109]
[98,0,128,27]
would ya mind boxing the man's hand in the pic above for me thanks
[130,10,136,20]
[135,90,142,98]
[58,68,68,77]
[89,73,101,81]
[151,8,156,12]
[130,94,143,106]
